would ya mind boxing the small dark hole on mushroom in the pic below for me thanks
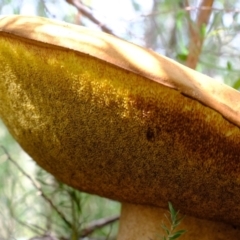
[146,127,155,141]
[232,225,237,229]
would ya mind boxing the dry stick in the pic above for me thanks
[0,146,72,229]
[185,0,214,69]
[80,215,119,238]
[13,217,46,236]
[185,6,240,13]
[66,0,115,35]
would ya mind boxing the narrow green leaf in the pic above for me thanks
[168,202,176,217]
[169,235,181,240]
[200,23,206,38]
[227,61,232,71]
[176,11,185,30]
[169,233,186,240]
[176,53,188,62]
[174,215,185,226]
[169,230,186,239]
[175,230,186,234]
[232,78,240,90]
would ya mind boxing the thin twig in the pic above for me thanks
[12,217,44,236]
[29,234,58,240]
[80,215,119,237]
[66,0,115,35]
[185,0,214,69]
[184,6,240,13]
[0,146,72,229]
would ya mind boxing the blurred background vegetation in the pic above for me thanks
[0,0,240,239]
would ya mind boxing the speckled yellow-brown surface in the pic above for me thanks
[1,15,240,226]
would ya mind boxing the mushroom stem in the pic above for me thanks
[117,202,240,240]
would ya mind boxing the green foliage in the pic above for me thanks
[200,23,207,39]
[233,78,240,90]
[0,143,120,240]
[176,53,188,62]
[227,61,232,71]
[160,202,186,240]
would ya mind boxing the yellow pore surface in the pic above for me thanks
[0,36,240,225]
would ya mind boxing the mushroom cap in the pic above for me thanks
[1,15,240,225]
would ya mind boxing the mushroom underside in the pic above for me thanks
[0,16,240,232]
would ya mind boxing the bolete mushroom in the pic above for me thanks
[1,15,240,239]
